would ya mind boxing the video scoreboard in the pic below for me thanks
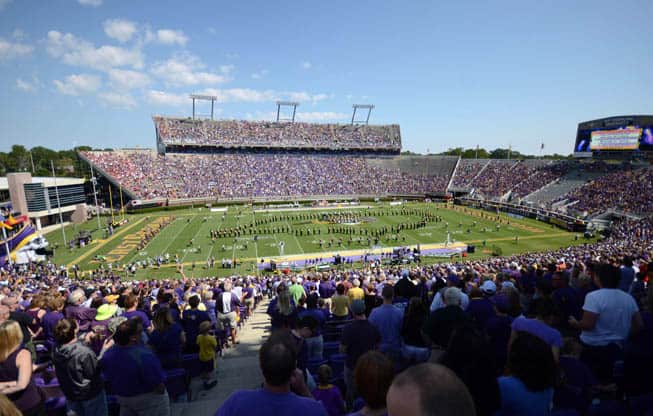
[575,116,653,154]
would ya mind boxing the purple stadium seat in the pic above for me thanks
[44,395,67,416]
[329,354,346,378]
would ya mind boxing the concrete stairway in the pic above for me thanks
[171,300,271,416]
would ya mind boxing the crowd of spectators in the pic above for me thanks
[557,166,653,216]
[450,159,489,188]
[510,162,571,199]
[1,209,650,414]
[83,151,450,200]
[154,118,402,152]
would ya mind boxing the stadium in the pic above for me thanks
[1,3,653,416]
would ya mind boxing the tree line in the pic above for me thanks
[0,145,110,177]
[403,147,571,159]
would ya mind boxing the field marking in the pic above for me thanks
[284,217,305,254]
[146,228,569,268]
[181,216,205,263]
[205,214,226,264]
[70,217,148,265]
[156,218,184,257]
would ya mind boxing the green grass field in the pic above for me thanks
[44,202,595,280]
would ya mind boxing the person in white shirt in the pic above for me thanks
[569,263,643,383]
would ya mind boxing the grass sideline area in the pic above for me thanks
[44,202,596,280]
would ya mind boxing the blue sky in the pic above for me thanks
[0,0,651,155]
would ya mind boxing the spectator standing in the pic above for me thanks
[569,263,642,383]
[52,318,108,416]
[331,284,349,320]
[216,281,242,345]
[340,300,380,404]
[0,320,44,416]
[368,285,404,364]
[65,289,96,332]
[197,321,217,390]
[182,295,211,353]
[101,318,169,415]
[148,307,185,369]
[496,332,556,416]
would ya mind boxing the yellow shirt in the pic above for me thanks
[197,334,217,362]
[332,295,349,318]
[347,287,364,303]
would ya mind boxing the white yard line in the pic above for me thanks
[181,217,205,263]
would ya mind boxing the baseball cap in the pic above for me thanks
[350,299,365,316]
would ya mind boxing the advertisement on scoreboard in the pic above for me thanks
[589,127,641,150]
[575,116,653,153]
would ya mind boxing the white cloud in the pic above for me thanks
[302,61,312,69]
[0,0,12,11]
[156,29,188,46]
[103,19,137,43]
[78,0,102,6]
[0,37,33,60]
[53,73,101,96]
[251,69,268,79]
[99,91,137,108]
[207,27,217,35]
[45,30,144,71]
[16,77,39,93]
[151,54,229,86]
[145,90,188,106]
[108,68,151,90]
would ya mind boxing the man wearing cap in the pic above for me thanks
[340,299,381,403]
[466,280,497,329]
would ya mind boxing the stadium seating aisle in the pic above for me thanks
[170,299,271,416]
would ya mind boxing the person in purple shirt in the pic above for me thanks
[216,331,327,416]
[466,286,496,330]
[181,295,210,353]
[42,296,66,346]
[121,293,152,333]
[65,289,97,332]
[101,318,169,415]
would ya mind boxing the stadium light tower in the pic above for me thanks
[276,101,299,123]
[351,104,375,125]
[190,94,218,120]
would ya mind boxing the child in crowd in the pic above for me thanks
[197,321,218,389]
[311,364,345,416]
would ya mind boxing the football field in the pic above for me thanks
[46,201,593,280]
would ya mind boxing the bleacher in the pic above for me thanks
[154,117,402,155]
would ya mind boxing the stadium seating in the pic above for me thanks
[154,117,401,153]
[82,151,451,200]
